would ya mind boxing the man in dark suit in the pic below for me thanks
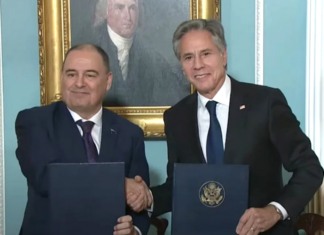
[127,19,324,234]
[15,44,150,235]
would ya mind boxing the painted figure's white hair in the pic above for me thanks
[93,0,144,28]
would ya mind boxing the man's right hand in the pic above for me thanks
[125,176,152,212]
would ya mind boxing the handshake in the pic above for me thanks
[125,176,153,212]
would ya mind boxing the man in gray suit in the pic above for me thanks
[74,0,190,107]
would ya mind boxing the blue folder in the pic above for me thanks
[172,164,249,235]
[48,162,125,235]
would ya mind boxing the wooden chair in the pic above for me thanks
[150,217,169,235]
[295,213,324,235]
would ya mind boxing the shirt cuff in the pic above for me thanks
[269,201,289,220]
[146,190,154,215]
[134,226,142,235]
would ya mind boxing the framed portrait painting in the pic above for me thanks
[37,0,221,137]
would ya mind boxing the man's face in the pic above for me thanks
[61,49,112,116]
[179,30,227,99]
[107,0,139,38]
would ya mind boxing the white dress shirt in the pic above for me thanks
[67,107,143,235]
[108,26,133,80]
[197,74,288,220]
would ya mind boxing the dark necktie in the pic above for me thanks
[206,100,224,164]
[76,120,98,163]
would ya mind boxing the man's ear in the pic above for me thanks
[221,49,227,68]
[106,72,113,91]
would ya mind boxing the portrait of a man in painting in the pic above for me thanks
[70,0,191,107]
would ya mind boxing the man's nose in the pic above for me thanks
[75,76,85,87]
[194,57,204,70]
[122,8,131,20]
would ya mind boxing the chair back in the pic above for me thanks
[150,218,169,235]
[295,213,324,235]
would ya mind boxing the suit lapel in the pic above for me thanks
[185,94,206,163]
[224,79,248,163]
[97,109,118,162]
[54,102,88,163]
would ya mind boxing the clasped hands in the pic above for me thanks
[126,176,152,212]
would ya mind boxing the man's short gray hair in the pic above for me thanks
[93,0,144,28]
[172,19,227,60]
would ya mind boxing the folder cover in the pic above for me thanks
[48,162,125,235]
[172,164,249,235]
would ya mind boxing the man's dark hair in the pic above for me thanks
[62,44,110,72]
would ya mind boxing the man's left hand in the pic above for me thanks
[114,215,138,235]
[236,205,281,235]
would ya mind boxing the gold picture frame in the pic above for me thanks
[37,0,221,138]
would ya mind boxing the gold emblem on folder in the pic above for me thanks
[199,181,225,207]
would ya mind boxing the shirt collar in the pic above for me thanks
[107,25,133,51]
[67,107,103,127]
[197,74,231,109]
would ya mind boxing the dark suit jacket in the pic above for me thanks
[150,78,323,235]
[15,101,150,235]
[79,22,190,107]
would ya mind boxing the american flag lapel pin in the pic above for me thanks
[240,105,245,110]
